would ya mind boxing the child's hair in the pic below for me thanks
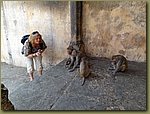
[29,31,42,47]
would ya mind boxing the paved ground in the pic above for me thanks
[1,57,147,110]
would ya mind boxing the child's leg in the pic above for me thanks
[26,57,34,81]
[34,55,43,76]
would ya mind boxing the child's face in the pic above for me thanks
[34,35,42,44]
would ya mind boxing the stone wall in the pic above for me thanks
[82,1,146,62]
[1,1,71,67]
[1,1,146,68]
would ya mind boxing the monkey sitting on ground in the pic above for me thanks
[65,45,79,71]
[65,41,78,69]
[68,49,82,72]
[79,57,91,86]
[108,55,128,76]
[65,40,85,72]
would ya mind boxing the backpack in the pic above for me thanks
[21,35,30,54]
[21,35,30,45]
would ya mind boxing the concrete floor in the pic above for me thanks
[1,57,147,110]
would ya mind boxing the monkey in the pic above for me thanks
[65,41,76,66]
[68,49,82,72]
[65,45,79,70]
[79,57,91,86]
[69,40,85,55]
[74,40,85,54]
[108,55,128,76]
[65,40,85,72]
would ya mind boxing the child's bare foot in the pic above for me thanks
[29,72,34,81]
[38,70,42,76]
[29,77,34,81]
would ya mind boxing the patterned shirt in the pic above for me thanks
[23,39,47,56]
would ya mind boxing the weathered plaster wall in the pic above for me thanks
[82,1,146,62]
[1,1,146,68]
[1,1,71,67]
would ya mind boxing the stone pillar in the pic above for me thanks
[70,1,77,42]
[76,1,82,42]
[70,1,82,42]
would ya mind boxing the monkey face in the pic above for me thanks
[67,46,73,55]
[67,49,72,55]
[72,50,77,57]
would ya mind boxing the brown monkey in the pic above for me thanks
[66,40,85,72]
[79,57,91,86]
[69,40,85,55]
[108,55,128,76]
[65,41,77,67]
[68,49,82,72]
[75,40,85,55]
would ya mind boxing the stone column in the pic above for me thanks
[76,1,82,42]
[70,1,82,42]
[70,1,77,42]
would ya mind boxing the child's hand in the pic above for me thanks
[36,51,41,56]
[38,49,42,53]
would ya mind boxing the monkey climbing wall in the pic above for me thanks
[82,1,146,62]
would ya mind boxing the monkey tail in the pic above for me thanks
[81,77,85,86]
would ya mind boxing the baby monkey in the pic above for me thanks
[79,57,91,86]
[108,55,128,76]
